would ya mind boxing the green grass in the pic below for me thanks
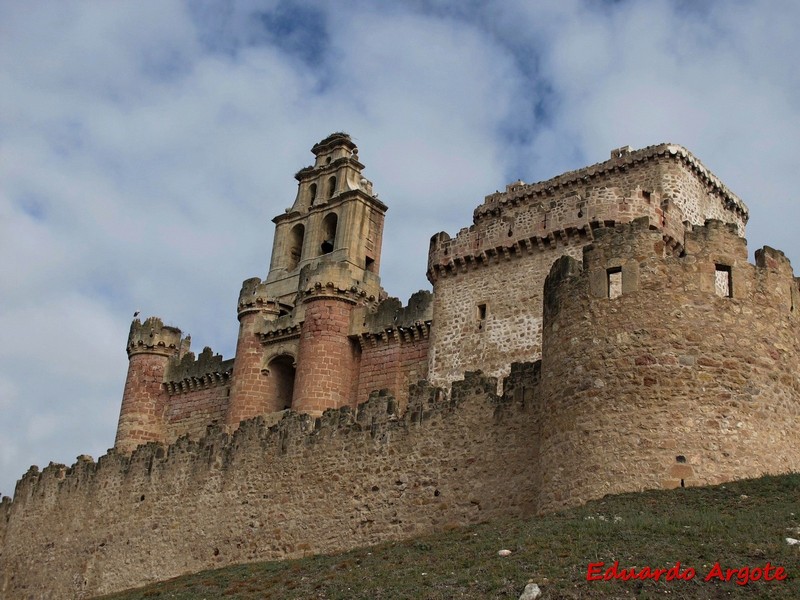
[95,474,800,599]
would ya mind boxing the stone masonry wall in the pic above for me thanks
[426,145,747,390]
[161,347,233,443]
[0,372,539,600]
[355,335,429,413]
[538,218,800,512]
[428,241,584,388]
[162,385,231,444]
[353,291,433,412]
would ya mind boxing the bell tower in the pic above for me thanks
[227,133,388,424]
[263,132,387,309]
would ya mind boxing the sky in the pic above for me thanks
[2,0,799,498]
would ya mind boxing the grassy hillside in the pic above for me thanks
[96,474,800,599]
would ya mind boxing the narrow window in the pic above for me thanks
[715,265,732,297]
[287,224,305,270]
[642,190,652,202]
[320,212,338,255]
[309,183,317,204]
[477,303,487,330]
[327,176,337,199]
[365,256,376,273]
[607,267,622,299]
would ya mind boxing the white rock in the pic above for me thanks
[498,549,512,557]
[519,582,542,600]
[786,538,800,545]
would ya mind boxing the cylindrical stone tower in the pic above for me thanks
[291,293,360,416]
[115,317,183,453]
[226,278,282,426]
[537,218,800,513]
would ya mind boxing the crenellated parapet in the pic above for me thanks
[126,316,186,357]
[427,143,745,284]
[164,347,234,395]
[477,143,747,221]
[352,290,433,346]
[298,260,384,307]
[236,277,282,319]
[350,291,433,411]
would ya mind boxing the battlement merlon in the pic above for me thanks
[126,317,187,358]
[350,290,434,338]
[164,346,234,385]
[544,217,798,312]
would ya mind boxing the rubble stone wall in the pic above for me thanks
[0,372,539,600]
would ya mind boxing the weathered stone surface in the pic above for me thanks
[3,140,799,600]
[0,374,540,599]
[538,218,800,512]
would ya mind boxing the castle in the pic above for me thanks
[2,134,799,599]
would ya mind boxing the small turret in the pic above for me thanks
[114,317,185,453]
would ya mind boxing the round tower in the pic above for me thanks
[115,317,183,453]
[225,278,282,426]
[291,281,362,416]
[537,218,800,513]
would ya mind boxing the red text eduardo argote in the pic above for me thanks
[586,561,787,586]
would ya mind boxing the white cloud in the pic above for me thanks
[1,0,799,497]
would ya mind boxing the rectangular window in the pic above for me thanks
[477,303,487,330]
[607,267,622,299]
[715,265,732,297]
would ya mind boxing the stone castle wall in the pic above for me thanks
[163,385,230,443]
[355,335,430,413]
[160,347,233,443]
[0,373,539,600]
[538,217,800,512]
[7,142,798,599]
[3,217,800,599]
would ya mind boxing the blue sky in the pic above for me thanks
[2,0,799,497]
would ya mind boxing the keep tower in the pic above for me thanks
[227,132,388,422]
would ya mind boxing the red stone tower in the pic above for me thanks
[115,317,185,453]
